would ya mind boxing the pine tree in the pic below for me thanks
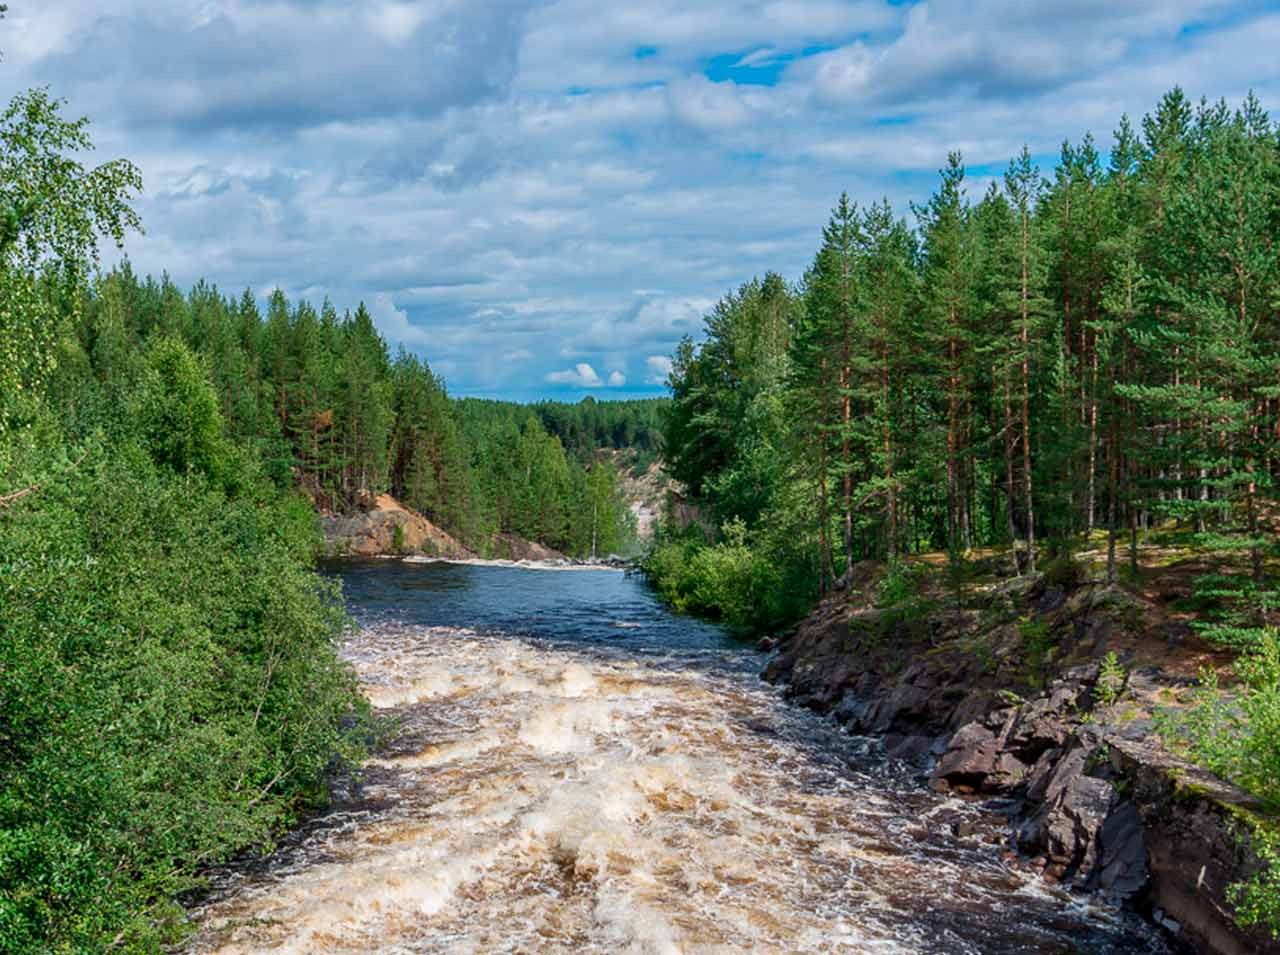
[916,152,976,554]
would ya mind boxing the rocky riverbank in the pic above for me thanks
[762,561,1279,955]
[318,493,605,565]
[320,493,475,559]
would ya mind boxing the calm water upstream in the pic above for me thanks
[186,558,1167,954]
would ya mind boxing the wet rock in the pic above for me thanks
[883,733,937,765]
[866,682,933,733]
[1049,775,1116,881]
[1094,801,1148,899]
[830,692,871,729]
[932,722,999,785]
[763,580,1280,955]
[1024,747,1063,802]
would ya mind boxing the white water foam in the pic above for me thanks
[185,623,1164,955]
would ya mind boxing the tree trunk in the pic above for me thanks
[1003,371,1019,575]
[842,365,854,579]
[882,359,897,563]
[1107,418,1118,584]
[1087,337,1099,535]
[1020,214,1037,573]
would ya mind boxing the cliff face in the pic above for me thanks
[762,566,1278,955]
[318,493,572,562]
[320,493,474,559]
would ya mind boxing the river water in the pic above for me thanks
[186,559,1167,954]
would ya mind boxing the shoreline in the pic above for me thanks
[760,567,1279,955]
[396,554,630,572]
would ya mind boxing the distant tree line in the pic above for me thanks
[49,267,649,557]
[653,88,1279,633]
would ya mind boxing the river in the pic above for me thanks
[185,558,1168,954]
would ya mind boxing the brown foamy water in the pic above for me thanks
[184,563,1165,954]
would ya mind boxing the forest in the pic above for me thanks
[646,89,1280,933]
[42,265,656,559]
[0,85,657,951]
[650,88,1279,644]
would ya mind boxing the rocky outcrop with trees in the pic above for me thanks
[763,560,1280,955]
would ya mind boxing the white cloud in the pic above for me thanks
[546,362,604,387]
[667,74,750,132]
[645,355,673,385]
[607,370,626,387]
[368,292,432,346]
[7,0,1273,400]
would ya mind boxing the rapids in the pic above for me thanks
[185,559,1167,954]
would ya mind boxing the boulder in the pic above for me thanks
[932,722,1000,786]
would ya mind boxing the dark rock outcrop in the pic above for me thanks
[763,575,1280,955]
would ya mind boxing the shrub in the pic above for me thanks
[876,561,923,608]
[642,518,818,635]
[1095,651,1128,708]
[1160,628,1280,938]
[133,338,231,484]
[1041,551,1085,590]
[0,445,367,952]
[1018,615,1056,688]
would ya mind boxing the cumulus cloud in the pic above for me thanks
[1,0,1272,399]
[368,292,432,346]
[34,1,538,133]
[645,355,674,385]
[667,74,750,132]
[546,363,604,387]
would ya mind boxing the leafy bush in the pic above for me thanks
[1041,551,1085,590]
[876,561,924,608]
[1160,629,1280,937]
[1018,615,1057,688]
[134,338,231,483]
[1095,651,1128,708]
[1234,829,1280,940]
[642,518,817,635]
[0,436,367,953]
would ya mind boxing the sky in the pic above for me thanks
[2,1,1277,401]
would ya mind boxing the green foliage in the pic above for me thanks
[0,435,367,953]
[643,517,817,636]
[656,87,1280,640]
[1096,651,1128,708]
[876,561,924,608]
[39,267,647,559]
[134,337,230,482]
[1018,615,1057,688]
[1162,629,1280,810]
[1041,550,1086,590]
[0,88,369,953]
[0,89,141,437]
[1232,828,1280,939]
[1189,571,1279,651]
[1160,629,1280,937]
